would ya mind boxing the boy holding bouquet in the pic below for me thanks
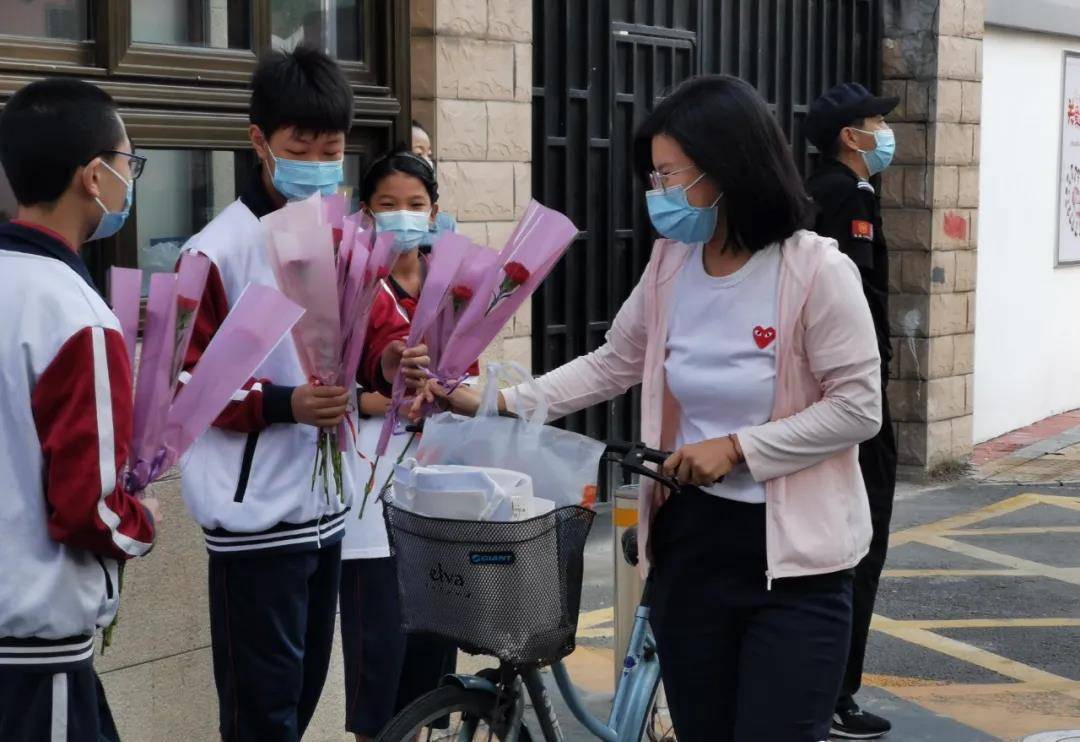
[179,46,425,741]
[0,79,157,740]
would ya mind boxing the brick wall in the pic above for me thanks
[411,0,533,375]
[883,0,983,470]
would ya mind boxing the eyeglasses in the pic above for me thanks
[648,164,697,192]
[97,151,147,181]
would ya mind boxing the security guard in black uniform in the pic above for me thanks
[805,82,899,740]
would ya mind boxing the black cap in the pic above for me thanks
[805,82,899,152]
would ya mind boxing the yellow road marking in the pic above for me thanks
[922,535,1080,586]
[577,627,615,639]
[872,614,1071,685]
[941,526,1080,536]
[882,568,1038,578]
[885,680,1080,694]
[879,617,1080,630]
[577,607,613,630]
[862,673,950,688]
[1031,493,1080,511]
[889,493,1042,547]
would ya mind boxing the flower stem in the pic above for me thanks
[357,432,416,518]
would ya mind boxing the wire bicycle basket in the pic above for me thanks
[384,502,595,666]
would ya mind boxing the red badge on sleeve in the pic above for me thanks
[851,220,874,241]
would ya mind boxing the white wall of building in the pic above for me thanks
[975,26,1080,441]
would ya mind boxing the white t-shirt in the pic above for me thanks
[664,243,780,504]
[340,414,417,559]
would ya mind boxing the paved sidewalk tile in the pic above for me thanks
[974,409,1080,484]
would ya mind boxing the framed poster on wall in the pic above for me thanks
[1058,51,1080,265]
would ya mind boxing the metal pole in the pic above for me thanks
[613,483,645,685]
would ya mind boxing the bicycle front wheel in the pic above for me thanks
[375,685,533,742]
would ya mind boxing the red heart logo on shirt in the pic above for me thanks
[753,326,776,349]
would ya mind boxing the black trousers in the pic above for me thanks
[339,557,457,736]
[649,489,854,742]
[0,666,105,742]
[94,672,120,742]
[209,544,342,742]
[838,391,898,707]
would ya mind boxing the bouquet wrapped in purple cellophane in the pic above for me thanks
[261,194,398,500]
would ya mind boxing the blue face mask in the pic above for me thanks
[854,127,896,176]
[374,210,432,252]
[268,148,343,201]
[645,172,722,244]
[88,160,133,242]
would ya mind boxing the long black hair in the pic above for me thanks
[633,74,809,253]
[359,147,439,205]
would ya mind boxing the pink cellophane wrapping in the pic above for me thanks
[262,195,341,386]
[338,228,398,451]
[108,266,142,370]
[377,202,577,452]
[439,201,578,380]
[125,252,212,492]
[262,194,401,455]
[374,232,472,455]
[171,252,210,380]
[164,283,304,457]
[127,272,178,490]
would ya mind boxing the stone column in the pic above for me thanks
[882,0,983,472]
[410,0,533,372]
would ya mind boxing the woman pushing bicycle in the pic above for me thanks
[419,74,882,742]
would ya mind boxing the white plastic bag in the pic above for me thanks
[416,363,605,508]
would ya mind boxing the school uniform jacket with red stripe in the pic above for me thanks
[0,221,155,670]
[178,176,384,556]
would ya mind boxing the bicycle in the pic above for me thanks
[375,442,680,742]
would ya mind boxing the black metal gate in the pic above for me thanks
[532,0,882,442]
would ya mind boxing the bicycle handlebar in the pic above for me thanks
[596,442,681,504]
[599,441,670,466]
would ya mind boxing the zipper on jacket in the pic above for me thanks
[764,489,774,591]
[96,556,114,599]
[232,432,260,503]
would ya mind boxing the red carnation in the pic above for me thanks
[177,296,200,314]
[451,284,473,312]
[503,261,530,286]
[486,262,531,316]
